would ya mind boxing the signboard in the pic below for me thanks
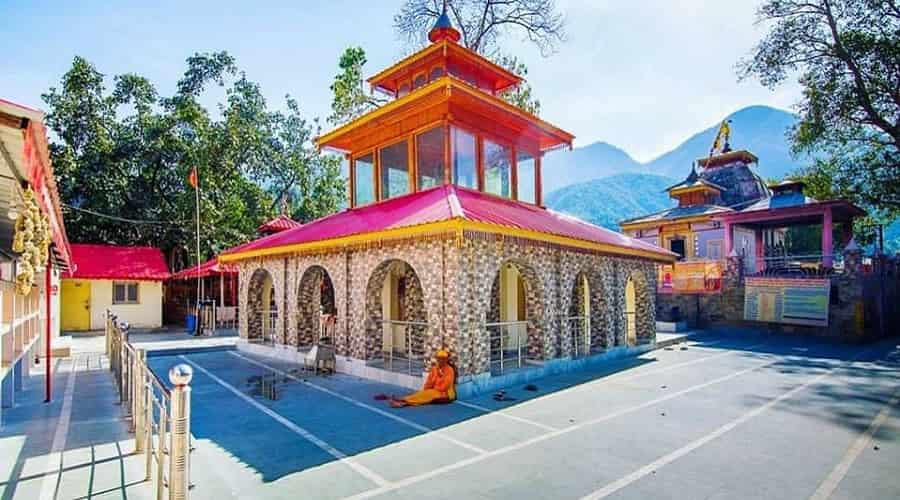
[744,277,830,327]
[658,261,723,294]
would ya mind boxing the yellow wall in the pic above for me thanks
[69,279,164,330]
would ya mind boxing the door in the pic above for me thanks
[61,280,91,331]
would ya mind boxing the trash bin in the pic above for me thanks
[186,313,197,333]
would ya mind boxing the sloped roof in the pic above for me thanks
[64,244,170,281]
[170,257,237,280]
[257,214,302,233]
[620,204,734,226]
[221,185,675,262]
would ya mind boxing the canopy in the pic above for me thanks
[170,257,237,280]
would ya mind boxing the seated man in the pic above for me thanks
[390,349,456,407]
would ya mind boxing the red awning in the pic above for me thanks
[170,257,237,280]
[222,185,674,260]
[63,244,170,281]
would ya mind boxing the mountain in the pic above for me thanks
[541,142,641,193]
[543,105,807,231]
[541,105,806,195]
[545,173,675,230]
[644,105,805,180]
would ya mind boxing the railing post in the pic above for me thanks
[134,349,147,452]
[407,325,413,376]
[144,374,152,481]
[516,324,522,369]
[157,400,167,500]
[499,325,504,374]
[169,364,193,500]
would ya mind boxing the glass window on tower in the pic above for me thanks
[379,140,410,200]
[483,139,511,198]
[451,127,477,189]
[354,153,375,206]
[417,126,445,189]
[517,151,536,203]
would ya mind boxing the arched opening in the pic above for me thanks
[487,261,544,374]
[296,266,337,350]
[247,268,277,344]
[566,272,591,357]
[364,259,428,374]
[625,276,637,346]
[623,270,653,346]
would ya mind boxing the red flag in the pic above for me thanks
[187,167,198,189]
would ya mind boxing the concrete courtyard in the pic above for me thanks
[1,328,898,499]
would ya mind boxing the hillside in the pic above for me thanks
[545,173,675,230]
[541,142,641,193]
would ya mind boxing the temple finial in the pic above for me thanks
[429,1,461,43]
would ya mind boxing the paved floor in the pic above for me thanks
[2,329,899,499]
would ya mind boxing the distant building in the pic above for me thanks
[618,147,897,341]
[620,149,863,274]
[61,244,170,330]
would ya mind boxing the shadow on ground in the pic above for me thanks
[141,327,900,483]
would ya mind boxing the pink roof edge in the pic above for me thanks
[223,185,675,259]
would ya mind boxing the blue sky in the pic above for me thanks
[4,0,800,162]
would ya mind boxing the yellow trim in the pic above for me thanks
[668,185,720,196]
[620,214,715,231]
[219,218,676,264]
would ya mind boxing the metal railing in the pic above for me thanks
[216,306,238,329]
[562,315,590,358]
[106,311,192,500]
[367,319,429,376]
[486,320,530,374]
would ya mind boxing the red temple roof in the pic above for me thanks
[220,185,675,263]
[170,257,237,280]
[257,214,302,234]
[63,244,170,281]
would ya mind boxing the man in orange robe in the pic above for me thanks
[391,349,456,407]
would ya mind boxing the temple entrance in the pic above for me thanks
[364,259,428,375]
[247,268,277,344]
[487,261,543,374]
[296,266,337,350]
[566,272,591,357]
[624,271,652,346]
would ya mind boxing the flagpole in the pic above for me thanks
[195,170,201,332]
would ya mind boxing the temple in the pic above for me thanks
[619,139,893,340]
[218,12,676,394]
[621,149,863,275]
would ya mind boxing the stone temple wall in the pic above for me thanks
[237,233,659,377]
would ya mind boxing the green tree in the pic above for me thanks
[739,0,900,219]
[43,53,344,269]
[328,47,389,125]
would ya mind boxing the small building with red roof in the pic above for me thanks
[257,214,302,236]
[219,12,676,394]
[61,244,170,330]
